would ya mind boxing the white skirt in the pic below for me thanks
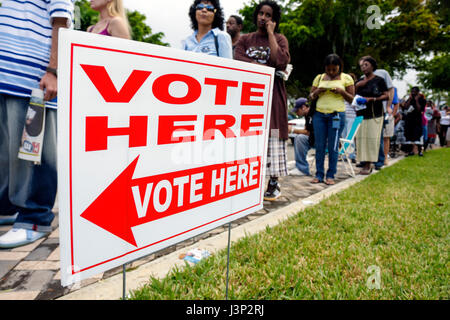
[356,117,383,163]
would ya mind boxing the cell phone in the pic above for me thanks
[332,114,340,129]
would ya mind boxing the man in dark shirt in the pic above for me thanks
[289,98,314,176]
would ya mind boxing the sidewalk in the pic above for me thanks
[0,148,405,300]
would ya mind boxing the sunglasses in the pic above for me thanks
[196,3,216,12]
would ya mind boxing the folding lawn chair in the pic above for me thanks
[339,116,363,178]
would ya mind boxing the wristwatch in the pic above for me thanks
[46,67,57,77]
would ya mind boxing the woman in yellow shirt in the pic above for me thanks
[309,54,355,185]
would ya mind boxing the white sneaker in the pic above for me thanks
[0,228,48,249]
[289,167,308,176]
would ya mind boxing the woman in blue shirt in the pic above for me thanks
[183,0,232,59]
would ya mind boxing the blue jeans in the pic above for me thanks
[0,94,56,232]
[293,134,311,175]
[312,111,346,181]
[422,125,428,146]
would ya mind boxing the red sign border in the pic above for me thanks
[69,43,273,274]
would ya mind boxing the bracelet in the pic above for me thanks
[46,67,57,77]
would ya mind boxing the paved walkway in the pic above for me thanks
[0,146,406,300]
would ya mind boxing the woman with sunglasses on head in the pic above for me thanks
[234,1,290,201]
[87,0,130,39]
[183,0,232,58]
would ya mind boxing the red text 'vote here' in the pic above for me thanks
[80,156,261,246]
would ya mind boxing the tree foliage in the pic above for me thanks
[74,0,168,46]
[417,54,450,105]
[417,54,450,92]
[126,10,168,46]
[238,0,448,100]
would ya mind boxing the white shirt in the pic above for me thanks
[440,110,450,125]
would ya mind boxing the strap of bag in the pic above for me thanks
[214,34,219,57]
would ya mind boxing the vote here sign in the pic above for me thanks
[57,29,274,286]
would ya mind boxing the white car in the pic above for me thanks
[288,117,306,144]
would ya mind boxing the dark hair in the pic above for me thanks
[189,0,225,31]
[323,54,343,74]
[229,15,243,26]
[253,0,281,32]
[348,72,357,82]
[359,55,378,71]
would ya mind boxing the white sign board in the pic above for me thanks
[57,29,274,286]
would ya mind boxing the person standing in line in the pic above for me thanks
[421,99,429,153]
[226,15,243,57]
[288,98,314,176]
[341,73,357,163]
[234,0,290,200]
[354,56,389,174]
[403,87,427,156]
[0,0,74,248]
[87,0,131,39]
[372,69,394,170]
[183,0,232,59]
[382,86,399,163]
[309,54,354,185]
[393,99,408,150]
[446,110,450,147]
[438,105,449,147]
[424,100,440,150]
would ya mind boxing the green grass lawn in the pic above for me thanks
[130,148,450,300]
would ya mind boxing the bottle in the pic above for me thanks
[18,88,46,164]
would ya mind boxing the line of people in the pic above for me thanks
[179,0,291,201]
[289,57,448,188]
[0,0,290,247]
[0,0,447,249]
[290,55,392,183]
[394,95,449,152]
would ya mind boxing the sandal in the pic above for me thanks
[311,178,322,184]
[359,168,373,175]
[325,179,335,185]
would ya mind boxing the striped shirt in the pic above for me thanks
[0,0,74,108]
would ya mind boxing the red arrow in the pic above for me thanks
[80,156,140,247]
[80,156,261,247]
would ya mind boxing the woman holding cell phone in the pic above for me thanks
[234,0,291,200]
[309,54,355,185]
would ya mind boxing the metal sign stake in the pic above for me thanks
[122,263,126,300]
[225,222,232,300]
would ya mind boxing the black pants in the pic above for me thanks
[439,125,448,147]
